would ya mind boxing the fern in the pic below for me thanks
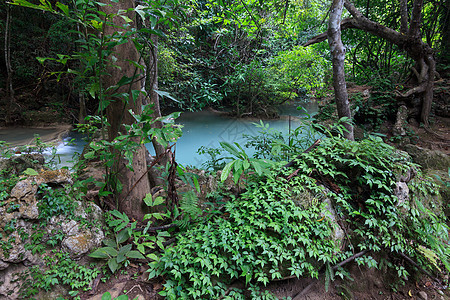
[180,190,201,218]
[417,245,442,272]
[325,262,334,292]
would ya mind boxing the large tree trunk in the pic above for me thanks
[102,0,151,221]
[304,0,436,127]
[328,0,354,140]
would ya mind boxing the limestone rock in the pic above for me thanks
[86,282,127,300]
[62,231,96,256]
[0,260,9,270]
[10,178,38,200]
[393,105,408,136]
[404,144,450,170]
[418,291,428,300]
[0,263,26,299]
[0,153,45,176]
[322,197,345,246]
[36,285,68,300]
[0,168,105,297]
[74,201,104,221]
[394,182,409,206]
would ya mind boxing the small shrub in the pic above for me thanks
[37,183,75,219]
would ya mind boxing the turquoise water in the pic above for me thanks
[1,101,317,168]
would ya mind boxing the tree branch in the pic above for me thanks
[303,18,355,46]
[395,82,427,97]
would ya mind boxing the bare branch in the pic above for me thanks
[303,18,355,46]
[395,82,427,97]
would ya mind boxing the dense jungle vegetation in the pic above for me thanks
[0,0,449,299]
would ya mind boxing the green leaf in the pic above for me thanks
[193,176,200,193]
[118,244,132,256]
[108,258,119,273]
[103,247,119,257]
[243,159,250,170]
[89,82,99,98]
[147,253,159,261]
[36,57,48,64]
[220,141,241,157]
[55,2,69,15]
[84,150,95,160]
[101,292,112,300]
[153,196,165,206]
[23,168,39,176]
[116,230,130,244]
[221,161,235,182]
[154,90,180,103]
[126,250,146,259]
[143,193,153,207]
[103,239,116,248]
[252,161,262,175]
[89,248,114,259]
[233,170,241,184]
[116,253,126,263]
[131,89,142,103]
[120,15,133,23]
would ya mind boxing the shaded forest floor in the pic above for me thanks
[78,250,450,300]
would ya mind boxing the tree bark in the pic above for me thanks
[399,0,409,33]
[144,34,168,164]
[5,4,14,125]
[440,0,450,63]
[102,0,151,221]
[328,0,354,140]
[304,0,436,127]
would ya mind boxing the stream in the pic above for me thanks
[0,100,318,168]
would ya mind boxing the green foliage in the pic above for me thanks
[219,141,273,186]
[89,196,172,274]
[76,105,182,199]
[148,167,340,298]
[197,145,226,171]
[37,183,75,220]
[243,115,322,162]
[0,174,18,202]
[89,210,145,274]
[148,134,449,299]
[270,45,329,98]
[434,168,450,188]
[18,250,100,299]
[156,0,333,114]
[351,89,397,130]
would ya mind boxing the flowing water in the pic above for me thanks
[0,100,318,168]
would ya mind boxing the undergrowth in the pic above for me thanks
[148,135,449,299]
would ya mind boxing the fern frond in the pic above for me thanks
[180,190,201,218]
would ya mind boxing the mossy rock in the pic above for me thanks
[404,144,450,170]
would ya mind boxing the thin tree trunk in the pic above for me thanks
[5,4,14,125]
[399,0,409,33]
[328,0,354,140]
[145,34,168,164]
